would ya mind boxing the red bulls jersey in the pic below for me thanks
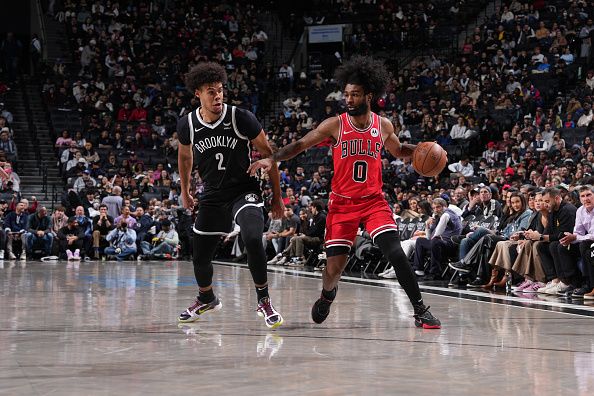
[331,112,384,199]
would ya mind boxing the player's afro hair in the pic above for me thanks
[334,55,390,99]
[184,61,228,92]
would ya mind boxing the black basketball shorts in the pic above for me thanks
[193,191,264,236]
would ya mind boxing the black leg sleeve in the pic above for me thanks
[192,234,220,288]
[236,207,268,286]
[375,232,424,306]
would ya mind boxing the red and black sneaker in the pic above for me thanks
[413,305,441,329]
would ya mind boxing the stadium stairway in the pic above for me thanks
[42,15,71,64]
[7,80,61,209]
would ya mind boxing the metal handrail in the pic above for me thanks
[35,0,48,60]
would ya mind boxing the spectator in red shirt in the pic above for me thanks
[129,104,147,121]
[135,120,151,138]
[117,103,133,121]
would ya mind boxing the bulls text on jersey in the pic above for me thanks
[340,139,381,159]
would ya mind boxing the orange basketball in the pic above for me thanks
[412,142,448,177]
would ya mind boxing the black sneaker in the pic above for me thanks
[466,277,485,288]
[311,289,336,324]
[413,305,441,329]
[572,286,592,298]
[448,274,468,287]
[448,260,473,273]
[178,296,222,323]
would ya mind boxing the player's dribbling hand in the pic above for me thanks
[247,158,273,176]
[181,192,194,210]
[271,197,284,220]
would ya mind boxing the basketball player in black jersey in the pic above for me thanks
[177,62,284,329]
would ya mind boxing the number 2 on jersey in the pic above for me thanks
[215,152,226,171]
[352,160,368,183]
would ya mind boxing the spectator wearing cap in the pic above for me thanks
[482,142,498,166]
[139,219,179,259]
[26,206,53,257]
[73,170,97,193]
[57,216,85,260]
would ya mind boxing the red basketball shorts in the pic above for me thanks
[325,192,398,250]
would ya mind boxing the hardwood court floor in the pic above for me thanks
[1,259,593,396]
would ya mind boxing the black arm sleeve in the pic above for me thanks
[177,115,191,145]
[234,108,263,140]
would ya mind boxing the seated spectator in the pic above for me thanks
[562,185,594,299]
[81,142,100,164]
[57,216,85,260]
[449,192,532,287]
[527,187,578,295]
[133,206,154,244]
[0,129,17,163]
[74,205,93,258]
[73,170,97,193]
[105,219,137,261]
[139,219,179,259]
[268,200,326,266]
[114,205,137,228]
[55,130,73,149]
[50,206,68,239]
[92,204,114,259]
[4,201,29,260]
[26,206,53,257]
[449,116,477,140]
[401,196,424,220]
[448,156,474,177]
[413,198,462,279]
[462,186,503,218]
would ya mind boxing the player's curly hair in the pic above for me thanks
[334,55,390,99]
[184,62,228,92]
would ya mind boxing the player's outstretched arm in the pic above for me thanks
[247,117,339,176]
[251,131,284,219]
[381,117,416,158]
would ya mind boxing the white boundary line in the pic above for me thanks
[212,260,594,317]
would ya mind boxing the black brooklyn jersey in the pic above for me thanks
[177,104,261,201]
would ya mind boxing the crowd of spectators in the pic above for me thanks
[11,0,594,300]
[32,0,279,261]
[250,0,594,300]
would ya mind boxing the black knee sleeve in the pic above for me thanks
[375,232,423,306]
[193,234,220,288]
[236,207,268,286]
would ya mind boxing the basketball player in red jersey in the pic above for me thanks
[248,56,440,329]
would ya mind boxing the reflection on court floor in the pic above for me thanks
[1,260,593,395]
